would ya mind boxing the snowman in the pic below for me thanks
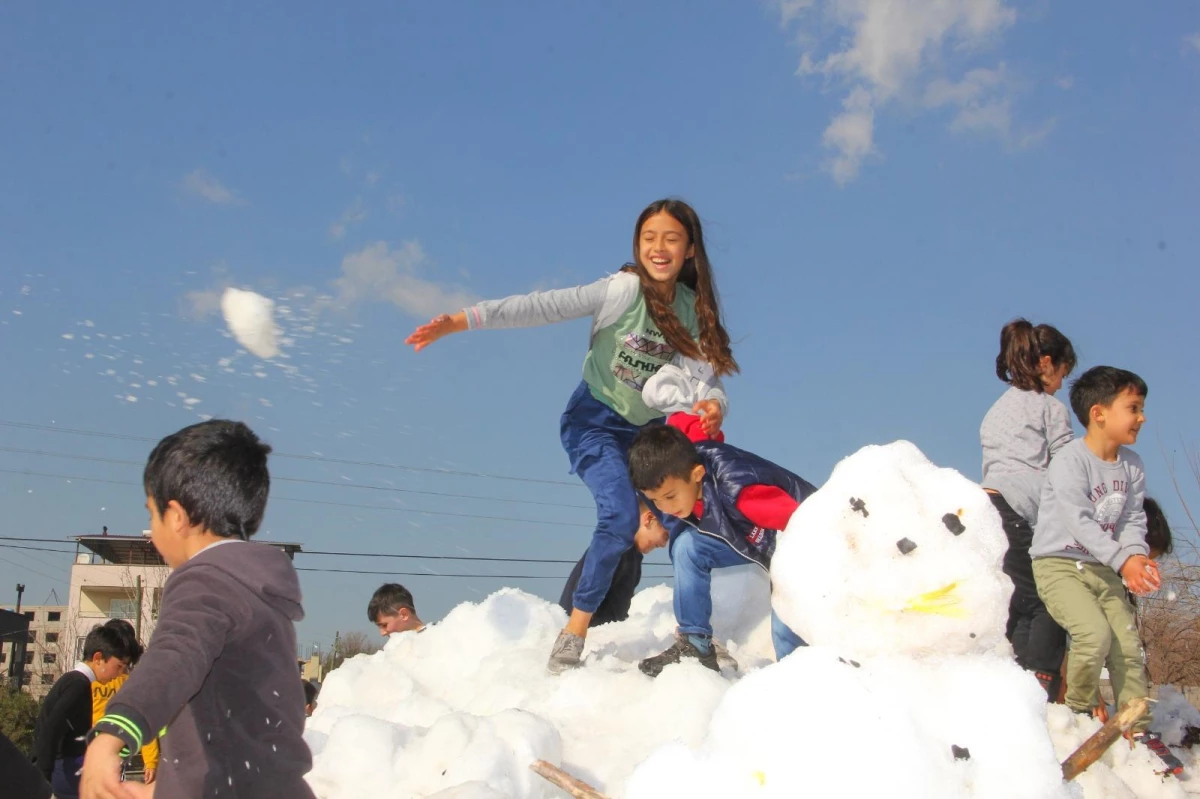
[625,441,1077,799]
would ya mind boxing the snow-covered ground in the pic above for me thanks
[304,442,1200,798]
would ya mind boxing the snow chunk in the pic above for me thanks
[221,287,281,359]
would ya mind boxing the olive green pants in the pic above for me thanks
[1032,557,1149,731]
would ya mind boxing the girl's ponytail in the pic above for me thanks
[626,200,739,378]
[996,318,1076,392]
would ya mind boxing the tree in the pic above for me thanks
[0,684,40,755]
[321,631,380,675]
[1141,438,1200,687]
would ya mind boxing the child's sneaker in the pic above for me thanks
[547,630,585,675]
[713,641,738,673]
[1132,731,1185,776]
[639,635,719,677]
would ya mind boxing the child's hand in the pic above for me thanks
[1120,555,1160,596]
[405,312,468,352]
[80,733,141,799]
[692,399,723,438]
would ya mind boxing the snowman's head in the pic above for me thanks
[771,441,1011,658]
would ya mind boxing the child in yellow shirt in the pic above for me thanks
[90,620,158,784]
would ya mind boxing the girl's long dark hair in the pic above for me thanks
[621,199,738,377]
[996,318,1076,392]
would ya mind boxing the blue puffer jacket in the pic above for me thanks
[667,441,817,570]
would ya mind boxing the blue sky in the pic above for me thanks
[1,1,1197,653]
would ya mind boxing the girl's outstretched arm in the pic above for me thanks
[405,275,622,353]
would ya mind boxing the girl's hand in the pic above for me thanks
[692,399,723,438]
[405,312,468,352]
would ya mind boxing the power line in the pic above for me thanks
[0,543,77,555]
[0,446,595,510]
[0,468,593,528]
[296,566,673,580]
[0,537,672,569]
[0,420,585,487]
[304,548,671,569]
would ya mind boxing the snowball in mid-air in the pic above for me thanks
[220,287,280,359]
[771,440,1011,659]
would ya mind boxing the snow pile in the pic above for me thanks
[220,287,280,359]
[305,568,772,799]
[306,441,1199,798]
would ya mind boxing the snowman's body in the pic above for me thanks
[626,441,1076,798]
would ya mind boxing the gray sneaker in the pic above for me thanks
[547,629,585,675]
[713,641,739,673]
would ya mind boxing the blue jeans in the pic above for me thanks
[52,755,83,799]
[560,382,659,613]
[672,529,806,659]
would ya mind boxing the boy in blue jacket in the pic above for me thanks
[628,424,815,676]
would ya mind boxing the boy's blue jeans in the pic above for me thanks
[52,755,83,799]
[672,529,806,661]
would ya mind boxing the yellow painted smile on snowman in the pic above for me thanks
[867,581,967,618]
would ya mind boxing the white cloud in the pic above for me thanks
[777,0,1042,183]
[329,198,368,240]
[923,64,1051,149]
[334,241,479,317]
[1186,33,1200,53]
[179,169,243,205]
[823,87,877,185]
[1054,75,1075,90]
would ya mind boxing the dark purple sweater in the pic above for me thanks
[91,541,314,798]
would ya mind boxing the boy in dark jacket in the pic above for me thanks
[31,625,132,798]
[558,499,669,627]
[81,419,315,799]
[628,425,816,677]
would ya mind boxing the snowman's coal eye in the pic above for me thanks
[849,497,868,517]
[942,513,966,536]
[896,537,918,555]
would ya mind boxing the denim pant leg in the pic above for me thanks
[52,756,83,799]
[672,529,748,637]
[560,384,643,613]
[771,609,807,661]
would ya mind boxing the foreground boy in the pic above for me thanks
[32,624,132,798]
[1030,366,1182,774]
[628,425,815,676]
[80,420,315,798]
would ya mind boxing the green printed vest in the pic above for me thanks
[581,283,699,425]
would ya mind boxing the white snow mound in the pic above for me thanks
[220,287,280,359]
[306,441,1200,798]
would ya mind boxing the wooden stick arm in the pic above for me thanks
[1061,697,1150,782]
[530,759,612,799]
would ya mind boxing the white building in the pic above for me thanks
[0,604,70,697]
[67,532,303,659]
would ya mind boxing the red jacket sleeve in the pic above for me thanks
[736,485,800,531]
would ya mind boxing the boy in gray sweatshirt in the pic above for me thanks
[1030,366,1179,769]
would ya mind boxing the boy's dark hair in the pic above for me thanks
[367,583,416,623]
[996,318,1076,392]
[628,425,702,492]
[102,619,145,665]
[82,624,133,663]
[302,680,318,707]
[144,419,272,540]
[1143,497,1173,557]
[1068,366,1148,427]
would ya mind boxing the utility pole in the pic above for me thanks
[135,576,144,640]
[13,583,27,690]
